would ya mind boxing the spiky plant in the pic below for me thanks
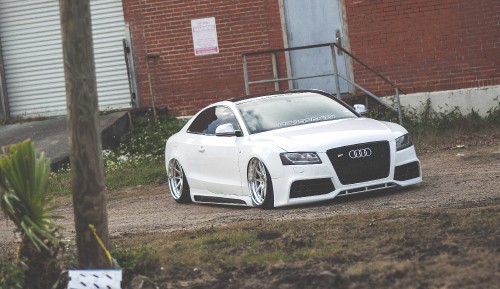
[0,139,62,289]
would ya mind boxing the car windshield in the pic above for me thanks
[237,92,357,134]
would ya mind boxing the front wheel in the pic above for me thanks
[248,158,274,209]
[167,159,191,203]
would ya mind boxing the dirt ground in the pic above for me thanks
[0,130,499,288]
[1,133,499,251]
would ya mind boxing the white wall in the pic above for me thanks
[387,85,500,117]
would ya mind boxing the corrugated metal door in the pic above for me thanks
[91,0,131,111]
[0,0,131,117]
[284,0,350,93]
[0,0,66,116]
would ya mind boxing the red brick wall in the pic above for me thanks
[345,0,500,96]
[122,0,286,116]
[123,0,499,114]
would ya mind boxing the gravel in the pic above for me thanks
[1,142,499,256]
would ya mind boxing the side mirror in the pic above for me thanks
[353,104,368,115]
[215,123,243,137]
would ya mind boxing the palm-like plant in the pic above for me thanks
[0,139,62,288]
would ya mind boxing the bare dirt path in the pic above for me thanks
[1,141,499,254]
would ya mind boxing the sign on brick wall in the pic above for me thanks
[191,17,219,56]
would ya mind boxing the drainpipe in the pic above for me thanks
[0,37,9,120]
[146,52,160,123]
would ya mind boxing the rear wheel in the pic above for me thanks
[248,158,274,209]
[167,159,191,203]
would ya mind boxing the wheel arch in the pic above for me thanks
[240,144,285,207]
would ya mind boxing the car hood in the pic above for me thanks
[249,118,402,152]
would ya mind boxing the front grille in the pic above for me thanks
[289,178,335,199]
[327,141,390,185]
[394,161,420,181]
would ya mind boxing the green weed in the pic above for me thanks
[112,205,500,288]
[119,116,187,157]
[0,258,25,289]
[48,116,186,195]
[111,244,161,285]
[367,99,500,153]
[48,105,498,196]
[101,150,165,190]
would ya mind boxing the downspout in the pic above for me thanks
[0,36,9,120]
[278,0,293,90]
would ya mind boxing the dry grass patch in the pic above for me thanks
[111,204,499,289]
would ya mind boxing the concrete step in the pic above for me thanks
[0,111,129,171]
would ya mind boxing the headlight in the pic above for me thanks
[280,152,322,165]
[395,134,413,151]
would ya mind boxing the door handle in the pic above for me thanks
[198,146,205,153]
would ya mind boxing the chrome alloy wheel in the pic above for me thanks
[167,159,184,200]
[248,158,268,206]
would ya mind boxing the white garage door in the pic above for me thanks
[0,0,131,117]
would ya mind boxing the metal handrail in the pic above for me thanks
[333,44,407,95]
[242,42,406,125]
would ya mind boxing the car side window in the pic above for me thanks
[187,106,240,135]
[187,107,215,134]
[205,106,241,135]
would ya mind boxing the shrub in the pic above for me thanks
[366,99,500,134]
[0,258,25,289]
[119,116,187,157]
[101,150,165,189]
[112,244,161,285]
[0,140,63,289]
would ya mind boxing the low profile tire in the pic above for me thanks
[248,158,274,209]
[167,159,191,203]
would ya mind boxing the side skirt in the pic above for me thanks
[193,195,248,205]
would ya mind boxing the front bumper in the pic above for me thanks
[272,146,422,207]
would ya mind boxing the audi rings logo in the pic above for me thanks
[348,148,372,158]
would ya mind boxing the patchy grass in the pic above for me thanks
[112,205,499,289]
[0,257,25,289]
[47,116,186,197]
[366,100,500,154]
[412,125,499,154]
[119,115,187,157]
[111,243,161,286]
[47,106,499,197]
[101,151,166,190]
[16,109,500,288]
[47,154,166,199]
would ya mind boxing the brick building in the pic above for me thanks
[0,0,498,119]
[123,0,499,117]
[122,0,287,116]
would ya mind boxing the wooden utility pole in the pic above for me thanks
[59,0,110,268]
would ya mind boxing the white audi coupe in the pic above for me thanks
[165,90,422,208]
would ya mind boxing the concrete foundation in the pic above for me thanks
[0,111,130,170]
[388,85,500,117]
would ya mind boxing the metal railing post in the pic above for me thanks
[395,87,403,126]
[271,53,280,92]
[330,44,342,100]
[243,55,250,95]
[243,43,408,119]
